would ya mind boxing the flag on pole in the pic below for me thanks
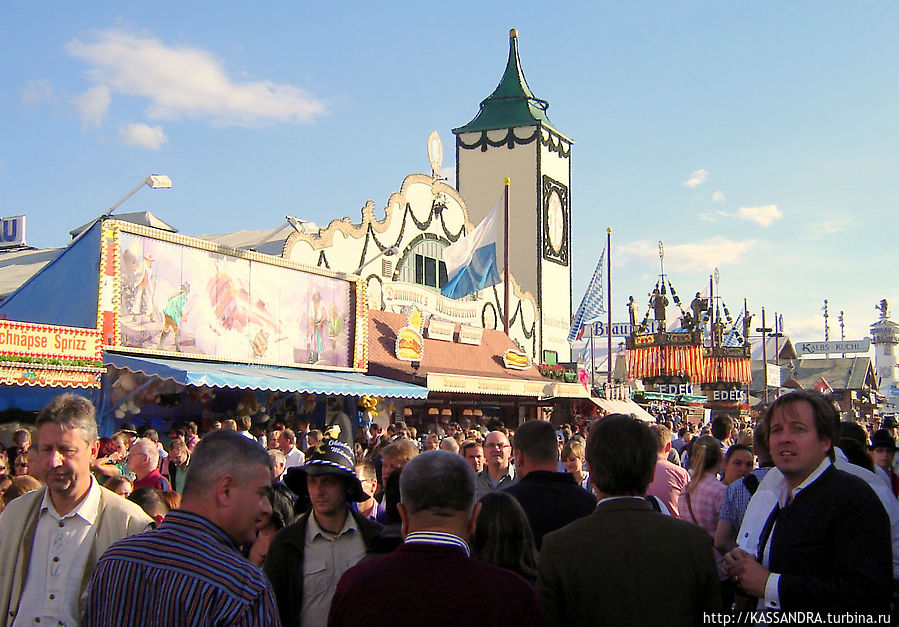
[723,312,743,347]
[814,376,833,394]
[568,248,606,342]
[441,203,501,299]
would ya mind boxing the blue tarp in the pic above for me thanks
[0,221,102,327]
[104,353,428,399]
[0,385,99,413]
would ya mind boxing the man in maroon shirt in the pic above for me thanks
[129,438,172,491]
[329,450,542,626]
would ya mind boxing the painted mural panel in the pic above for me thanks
[110,226,359,370]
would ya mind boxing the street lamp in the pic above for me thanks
[105,174,173,217]
[252,215,317,251]
[70,174,172,242]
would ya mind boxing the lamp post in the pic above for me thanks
[71,174,172,244]
[253,215,316,251]
[105,174,172,217]
[756,307,773,404]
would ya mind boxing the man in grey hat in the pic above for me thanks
[264,437,382,627]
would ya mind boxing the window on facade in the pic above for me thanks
[414,253,447,289]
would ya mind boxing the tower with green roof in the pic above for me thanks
[453,28,573,362]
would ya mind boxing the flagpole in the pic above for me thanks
[606,227,612,385]
[503,177,510,334]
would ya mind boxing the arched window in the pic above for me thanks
[395,236,448,291]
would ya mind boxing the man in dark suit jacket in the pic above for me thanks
[329,450,543,626]
[537,414,721,627]
[504,420,596,548]
[726,390,892,611]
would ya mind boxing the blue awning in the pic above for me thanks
[104,353,428,399]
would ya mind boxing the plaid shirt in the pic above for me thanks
[679,474,727,578]
[718,466,773,532]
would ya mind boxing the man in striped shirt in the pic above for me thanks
[83,430,279,626]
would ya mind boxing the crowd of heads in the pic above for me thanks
[1,387,894,613]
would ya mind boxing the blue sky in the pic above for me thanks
[1,1,896,346]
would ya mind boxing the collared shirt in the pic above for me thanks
[14,477,102,627]
[284,446,305,470]
[132,468,171,492]
[83,510,278,626]
[760,457,832,610]
[476,464,516,495]
[597,495,645,507]
[646,454,690,517]
[404,531,471,556]
[718,466,773,531]
[302,511,366,627]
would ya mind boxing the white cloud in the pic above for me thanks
[698,210,730,222]
[72,85,111,129]
[782,314,824,342]
[712,190,726,203]
[67,30,325,127]
[682,168,708,188]
[736,204,782,227]
[817,220,848,235]
[20,79,54,105]
[119,123,167,150]
[616,237,757,272]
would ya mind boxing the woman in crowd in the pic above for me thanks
[2,474,41,506]
[104,475,134,498]
[12,454,29,477]
[0,474,11,512]
[246,483,297,567]
[721,444,754,486]
[93,436,126,483]
[560,440,590,491]
[679,435,729,602]
[160,490,182,511]
[472,491,538,585]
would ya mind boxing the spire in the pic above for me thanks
[453,29,565,137]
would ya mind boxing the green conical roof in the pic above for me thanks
[453,29,566,138]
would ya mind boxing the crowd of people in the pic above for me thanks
[0,389,896,625]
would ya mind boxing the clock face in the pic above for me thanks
[548,190,564,252]
[542,176,569,266]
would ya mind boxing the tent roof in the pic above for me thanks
[69,211,177,237]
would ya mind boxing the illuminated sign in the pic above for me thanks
[0,364,101,388]
[0,320,102,363]
[0,215,25,248]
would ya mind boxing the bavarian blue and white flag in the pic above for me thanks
[567,248,606,342]
[441,203,501,299]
